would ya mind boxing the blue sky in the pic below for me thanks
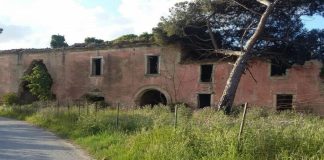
[302,15,324,29]
[0,0,181,49]
[78,0,121,16]
[0,0,323,50]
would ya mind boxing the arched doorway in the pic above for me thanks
[139,89,167,106]
[134,86,170,107]
[18,60,53,104]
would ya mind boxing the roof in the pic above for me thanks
[0,42,155,55]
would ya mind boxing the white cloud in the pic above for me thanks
[0,0,184,50]
[0,0,113,49]
[118,0,183,34]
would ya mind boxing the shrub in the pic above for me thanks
[113,34,138,44]
[50,34,68,48]
[84,37,104,46]
[23,64,53,101]
[82,93,104,102]
[2,93,19,105]
[81,93,108,108]
[2,104,324,160]
[111,33,153,45]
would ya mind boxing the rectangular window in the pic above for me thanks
[276,94,293,110]
[200,64,213,82]
[91,57,102,76]
[271,59,287,76]
[198,94,211,108]
[146,55,159,74]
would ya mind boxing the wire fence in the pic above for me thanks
[2,100,324,156]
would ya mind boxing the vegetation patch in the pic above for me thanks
[1,104,324,160]
[20,60,54,103]
[1,93,19,105]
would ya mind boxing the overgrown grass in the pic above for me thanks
[1,103,324,160]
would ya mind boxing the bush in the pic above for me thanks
[0,104,38,120]
[50,34,68,48]
[2,93,19,105]
[2,104,324,160]
[23,63,53,101]
[82,93,104,102]
[111,33,154,45]
[81,93,108,108]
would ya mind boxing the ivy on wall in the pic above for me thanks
[23,63,53,101]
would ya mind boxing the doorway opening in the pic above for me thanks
[139,89,167,106]
[198,94,211,108]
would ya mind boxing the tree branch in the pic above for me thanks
[217,0,279,112]
[240,20,255,51]
[214,49,243,56]
[231,0,262,15]
[257,0,271,6]
[247,67,258,83]
[207,11,219,49]
[244,0,278,51]
[185,34,212,42]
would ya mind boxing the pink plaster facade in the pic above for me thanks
[0,45,323,114]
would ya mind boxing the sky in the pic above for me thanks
[0,0,323,50]
[0,0,185,49]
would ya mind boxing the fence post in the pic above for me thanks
[95,102,98,117]
[78,101,81,117]
[67,101,70,114]
[57,101,60,114]
[116,103,120,128]
[237,102,248,153]
[86,102,89,115]
[174,105,178,129]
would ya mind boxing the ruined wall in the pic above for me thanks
[214,59,324,113]
[0,46,323,114]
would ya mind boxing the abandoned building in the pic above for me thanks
[0,44,323,114]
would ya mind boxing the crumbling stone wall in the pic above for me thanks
[0,45,323,114]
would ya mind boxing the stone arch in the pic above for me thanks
[82,89,106,102]
[134,86,171,106]
[18,60,53,104]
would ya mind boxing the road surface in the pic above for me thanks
[0,117,92,160]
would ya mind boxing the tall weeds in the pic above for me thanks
[1,104,323,160]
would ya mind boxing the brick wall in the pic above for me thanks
[0,45,323,114]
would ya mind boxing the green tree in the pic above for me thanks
[138,32,153,42]
[113,34,138,43]
[155,0,324,114]
[23,64,53,101]
[84,37,104,45]
[50,34,68,48]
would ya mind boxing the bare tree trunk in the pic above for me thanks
[217,0,277,114]
[218,52,252,114]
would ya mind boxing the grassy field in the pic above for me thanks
[1,103,324,160]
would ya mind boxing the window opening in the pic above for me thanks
[271,59,287,76]
[146,56,159,74]
[91,58,102,76]
[276,94,293,110]
[198,94,211,108]
[200,64,213,82]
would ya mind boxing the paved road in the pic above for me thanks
[0,117,92,160]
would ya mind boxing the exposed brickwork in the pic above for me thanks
[0,45,323,114]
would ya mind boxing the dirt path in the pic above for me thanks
[0,117,92,160]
